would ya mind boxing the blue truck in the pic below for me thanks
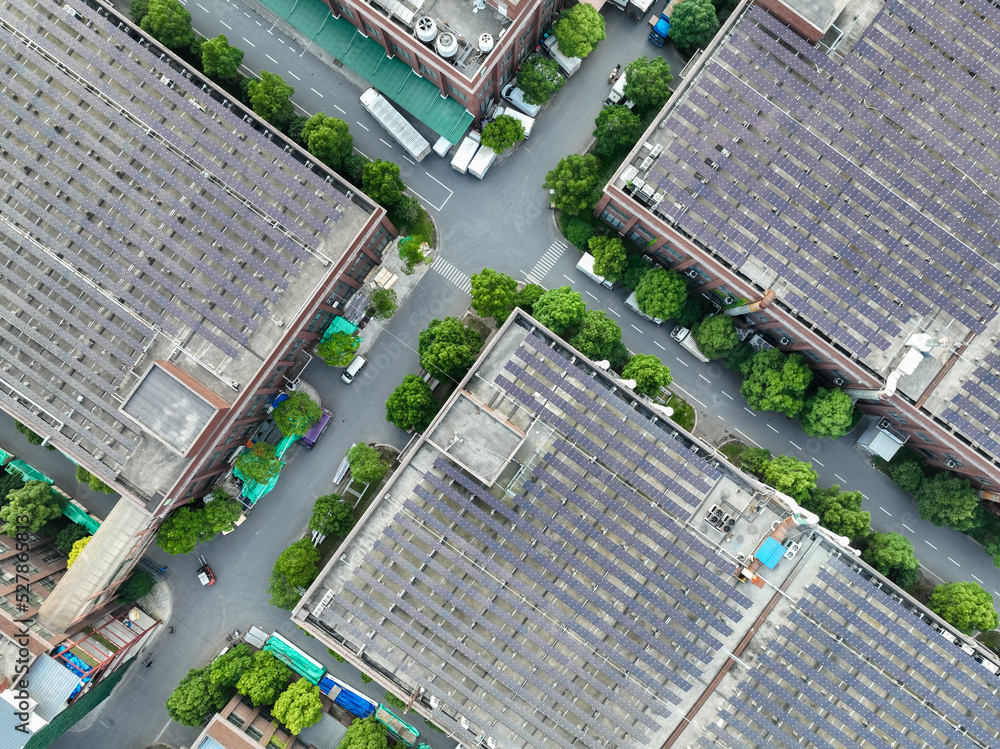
[648,11,670,46]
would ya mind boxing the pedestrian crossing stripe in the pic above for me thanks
[525,240,567,286]
[433,258,472,293]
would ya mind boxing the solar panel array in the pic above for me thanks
[649,0,1000,363]
[317,334,753,749]
[0,0,353,477]
[942,347,1000,456]
[702,556,1000,748]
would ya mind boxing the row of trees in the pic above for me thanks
[156,493,244,554]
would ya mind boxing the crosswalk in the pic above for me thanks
[432,257,472,293]
[524,239,568,285]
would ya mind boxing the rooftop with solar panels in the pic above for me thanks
[0,0,373,492]
[615,0,1000,462]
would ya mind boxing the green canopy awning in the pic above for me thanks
[264,632,326,684]
[0,447,13,466]
[63,503,101,534]
[321,316,360,344]
[6,460,53,484]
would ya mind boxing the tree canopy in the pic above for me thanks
[471,269,518,323]
[915,472,979,532]
[201,34,244,82]
[514,284,545,316]
[593,105,642,158]
[481,115,525,153]
[692,314,737,359]
[166,666,230,726]
[418,317,484,381]
[635,268,687,321]
[532,286,586,337]
[623,354,673,397]
[116,570,156,602]
[156,506,205,555]
[516,55,565,106]
[862,532,919,585]
[55,523,90,554]
[543,155,603,216]
[247,71,295,126]
[570,310,622,361]
[800,387,856,439]
[308,494,355,537]
[805,484,870,539]
[553,4,606,58]
[623,56,673,114]
[75,466,114,494]
[891,461,925,494]
[929,581,999,634]
[236,650,293,706]
[302,113,353,170]
[202,498,243,535]
[763,455,818,503]
[740,348,813,417]
[140,0,194,51]
[736,446,772,476]
[363,159,406,209]
[398,235,429,275]
[209,643,254,688]
[589,237,627,283]
[67,536,91,568]
[669,0,720,50]
[367,288,398,320]
[317,331,359,366]
[273,538,321,589]
[0,481,65,535]
[346,444,389,485]
[235,441,282,483]
[339,716,389,749]
[385,375,439,432]
[272,391,323,437]
[274,679,323,735]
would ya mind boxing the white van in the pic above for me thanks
[341,355,367,384]
[576,252,613,289]
[501,83,541,117]
[495,106,535,139]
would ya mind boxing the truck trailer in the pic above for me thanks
[542,36,582,77]
[604,73,634,108]
[450,131,480,174]
[576,252,613,289]
[608,0,657,20]
[359,88,431,162]
[468,145,497,179]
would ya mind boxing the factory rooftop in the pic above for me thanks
[0,0,375,493]
[614,0,1000,461]
[295,312,1000,749]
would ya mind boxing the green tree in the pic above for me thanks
[156,506,209,555]
[236,650,293,706]
[339,716,388,749]
[570,310,622,361]
[398,235,429,275]
[635,268,688,321]
[0,481,65,535]
[301,113,353,170]
[317,331,360,366]
[367,288,398,320]
[418,317,484,381]
[385,375,439,432]
[481,115,525,153]
[740,348,813,418]
[235,441,282,483]
[544,154,603,216]
[621,254,650,291]
[471,269,518,323]
[75,466,115,494]
[676,293,710,329]
[288,114,310,146]
[346,444,389,485]
[514,284,545,315]
[140,0,195,51]
[553,4,606,58]
[565,217,594,250]
[363,159,406,209]
[14,421,44,446]
[272,391,323,437]
[516,55,565,105]
[273,538,321,589]
[891,461,924,494]
[130,0,149,24]
[623,354,673,397]
[383,690,407,710]
[247,71,295,126]
[737,447,771,476]
[725,340,754,373]
[805,485,870,539]
[202,498,243,535]
[669,0,719,50]
[800,388,855,439]
[532,286,586,337]
[209,643,254,688]
[343,152,370,187]
[67,536,91,568]
[929,581,999,634]
[308,494,355,537]
[589,237,627,282]
[764,455,818,503]
[623,56,673,114]
[593,105,642,158]
[692,314,737,359]
[55,523,90,554]
[274,679,323,734]
[915,472,979,532]
[201,34,244,82]
[166,666,230,727]
[862,531,919,584]
[116,570,156,602]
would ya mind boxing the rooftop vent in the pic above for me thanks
[479,33,494,52]
[415,16,437,42]
[436,32,458,58]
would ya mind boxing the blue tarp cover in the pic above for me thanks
[755,537,787,569]
[319,674,377,717]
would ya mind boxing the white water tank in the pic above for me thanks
[479,33,494,52]
[415,16,437,42]
[436,31,458,58]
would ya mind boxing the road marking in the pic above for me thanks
[242,36,255,47]
[654,341,665,350]
[722,391,733,399]
[834,473,846,482]
[292,102,312,116]
[402,156,415,165]
[767,424,779,433]
[972,574,984,583]
[674,357,689,366]
[813,459,824,466]
[585,291,598,300]
[525,240,567,284]
[698,374,711,384]
[266,54,278,64]
[196,2,209,10]
[421,172,454,210]
[311,87,324,97]
[925,540,937,549]
[268,28,273,34]
[379,138,393,148]
[334,104,346,113]
[902,523,914,532]
[631,324,643,333]
[431,258,472,293]
[256,19,262,25]
[356,122,369,131]
[789,440,803,450]
[243,11,250,16]
[287,71,300,80]
[743,407,755,416]
[734,428,763,447]
[718,414,725,420]
[608,308,621,317]
[220,20,232,28]
[672,383,706,408]
[948,557,960,566]
[879,507,891,516]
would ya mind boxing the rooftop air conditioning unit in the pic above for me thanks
[877,417,891,430]
[833,377,845,386]
[947,460,958,468]
[779,337,790,345]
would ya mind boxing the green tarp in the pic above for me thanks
[276,433,300,458]
[254,0,473,143]
[375,705,419,746]
[320,316,360,344]
[264,632,326,684]
[6,459,53,484]
[0,447,13,466]
[234,462,284,505]
[63,503,100,534]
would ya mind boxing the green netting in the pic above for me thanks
[233,462,284,504]
[276,433,300,458]
[375,705,419,746]
[0,447,13,465]
[254,0,473,143]
[264,632,325,684]
[63,503,100,534]
[320,315,360,343]
[6,460,53,484]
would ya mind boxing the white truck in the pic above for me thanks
[359,88,431,162]
[576,252,613,289]
[607,0,657,20]
[604,73,634,109]
[468,144,497,179]
[671,325,711,362]
[625,290,662,324]
[495,106,535,139]
[450,131,481,174]
[542,36,582,77]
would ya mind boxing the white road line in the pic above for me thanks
[287,71,300,80]
[242,36,255,47]
[722,391,733,400]
[654,341,665,350]
[563,274,573,283]
[902,523,914,532]
[767,424,779,433]
[672,383,706,408]
[925,540,937,549]
[608,308,621,317]
[674,357,689,366]
[879,507,891,516]
[311,88,324,97]
[220,20,232,28]
[834,473,846,482]
[813,459,824,466]
[402,156,415,165]
[718,414,725,420]
[266,54,278,64]
[585,291,598,300]
[422,172,454,210]
[380,138,393,148]
[948,557,960,566]
[334,105,346,113]
[196,2,209,10]
[743,407,755,416]
[268,28,273,34]
[356,122,369,131]
[243,11,249,16]
[972,574,984,583]
[734,428,763,448]
[698,374,711,384]
[789,440,803,450]
[255,20,262,26]
[631,324,643,333]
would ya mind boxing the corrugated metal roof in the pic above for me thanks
[0,700,30,749]
[298,712,348,748]
[755,537,787,570]
[28,655,83,722]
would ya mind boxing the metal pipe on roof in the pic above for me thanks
[724,289,775,316]
[844,334,951,401]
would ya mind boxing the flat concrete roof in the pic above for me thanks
[121,364,218,454]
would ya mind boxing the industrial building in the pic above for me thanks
[596,0,1000,486]
[294,311,1000,748]
[0,0,393,633]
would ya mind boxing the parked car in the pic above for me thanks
[301,407,334,448]
[501,83,541,117]
[341,355,367,384]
